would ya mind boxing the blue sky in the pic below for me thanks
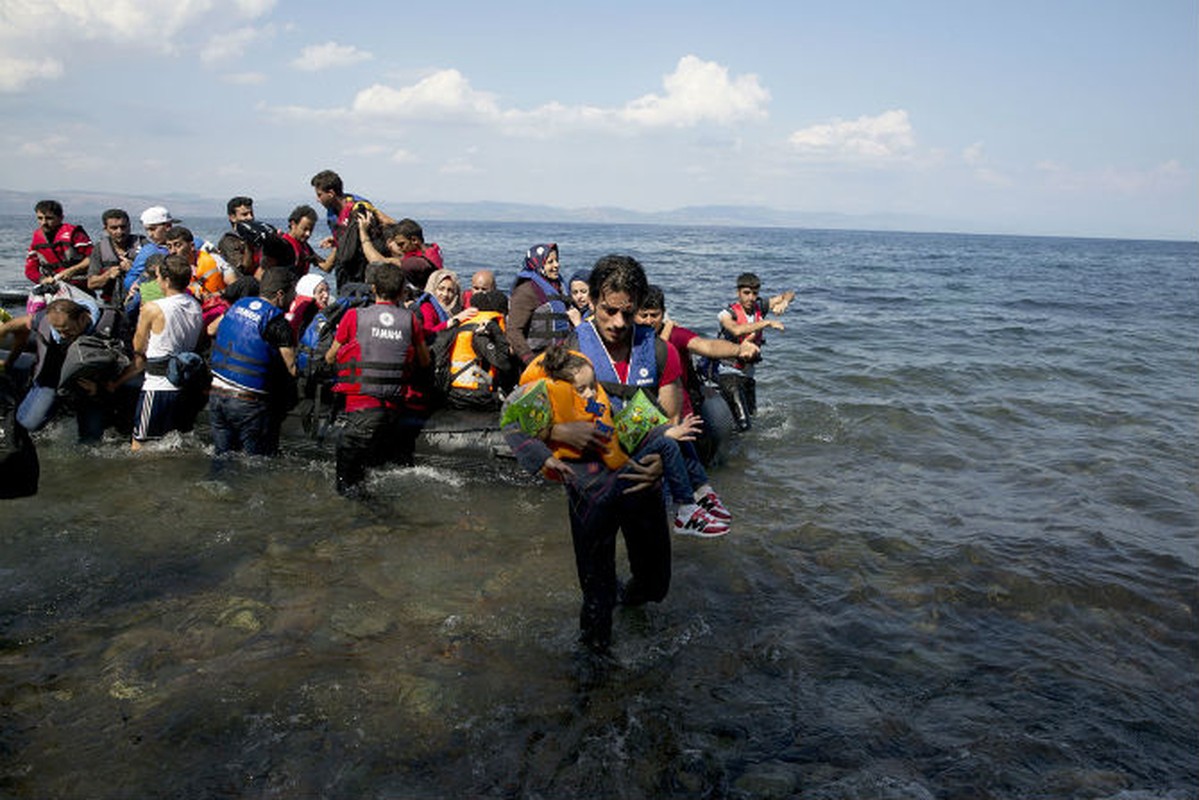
[0,0,1194,240]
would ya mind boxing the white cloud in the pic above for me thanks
[233,0,277,15]
[0,0,277,87]
[962,141,1011,186]
[18,133,105,171]
[789,109,915,160]
[222,71,267,85]
[391,149,418,164]
[962,142,986,166]
[201,27,265,65]
[0,55,63,92]
[272,56,769,137]
[291,41,373,72]
[619,55,770,127]
[351,69,500,120]
[440,157,478,175]
[1037,159,1189,194]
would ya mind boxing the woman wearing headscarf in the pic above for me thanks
[415,268,476,338]
[565,268,592,327]
[286,273,330,338]
[506,242,571,364]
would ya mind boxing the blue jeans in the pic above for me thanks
[17,384,110,443]
[208,393,274,456]
[633,426,698,507]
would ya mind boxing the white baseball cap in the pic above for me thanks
[140,206,179,227]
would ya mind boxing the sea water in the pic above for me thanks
[1,216,1196,798]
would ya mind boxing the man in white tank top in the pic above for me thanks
[110,254,203,450]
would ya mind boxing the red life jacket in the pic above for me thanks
[281,233,318,276]
[723,301,764,371]
[26,223,92,284]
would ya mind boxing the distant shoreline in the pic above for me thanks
[1,189,1194,243]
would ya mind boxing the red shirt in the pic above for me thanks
[333,302,425,412]
[665,323,700,415]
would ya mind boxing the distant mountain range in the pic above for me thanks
[0,188,967,235]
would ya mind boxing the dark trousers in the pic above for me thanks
[716,372,756,431]
[335,406,423,496]
[565,463,671,652]
[209,393,275,456]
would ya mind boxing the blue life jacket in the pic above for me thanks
[414,292,449,325]
[513,268,570,351]
[297,297,350,376]
[210,297,283,392]
[573,321,663,414]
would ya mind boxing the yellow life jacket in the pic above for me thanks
[449,310,505,393]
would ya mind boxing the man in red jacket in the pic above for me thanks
[25,200,93,289]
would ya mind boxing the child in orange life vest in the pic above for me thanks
[529,343,729,537]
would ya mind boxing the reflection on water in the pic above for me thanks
[3,226,1198,798]
[3,415,1195,799]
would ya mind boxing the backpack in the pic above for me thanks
[57,334,130,392]
[332,209,388,288]
[429,326,459,400]
[296,286,373,392]
[432,317,518,411]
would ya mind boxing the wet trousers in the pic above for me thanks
[565,462,672,652]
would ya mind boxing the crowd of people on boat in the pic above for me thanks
[0,172,794,653]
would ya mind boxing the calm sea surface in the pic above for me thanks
[1,215,1197,798]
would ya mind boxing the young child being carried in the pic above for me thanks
[505,341,729,537]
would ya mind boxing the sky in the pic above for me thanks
[0,0,1195,240]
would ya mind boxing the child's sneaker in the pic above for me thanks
[673,504,729,537]
[696,490,731,521]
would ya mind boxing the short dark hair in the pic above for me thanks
[258,267,295,300]
[310,169,343,195]
[226,196,253,216]
[542,341,591,384]
[589,254,648,307]
[288,204,318,225]
[217,234,246,266]
[35,199,63,217]
[641,284,666,312]
[143,252,167,277]
[468,289,506,312]
[396,218,424,243]
[160,254,193,291]
[736,272,761,290]
[371,262,406,302]
[101,208,130,225]
[45,298,90,321]
[164,226,193,243]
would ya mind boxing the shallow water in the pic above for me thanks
[2,221,1197,798]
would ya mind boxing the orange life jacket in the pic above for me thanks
[521,351,628,471]
[189,251,226,298]
[449,311,505,394]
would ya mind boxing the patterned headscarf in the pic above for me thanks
[523,243,559,277]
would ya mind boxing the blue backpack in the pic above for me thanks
[296,285,373,386]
